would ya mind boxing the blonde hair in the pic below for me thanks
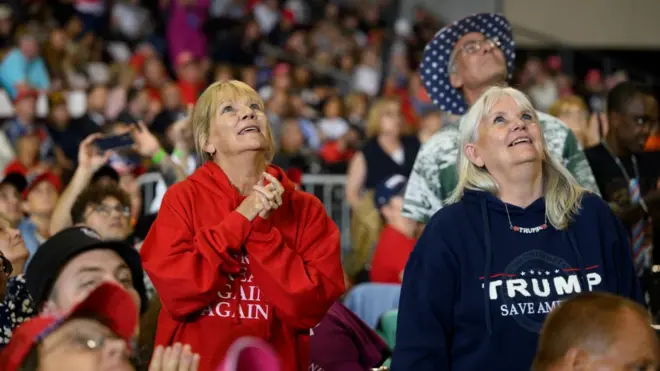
[365,96,401,138]
[447,86,585,230]
[192,80,276,163]
[548,95,588,118]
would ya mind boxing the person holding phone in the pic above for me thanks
[140,80,345,371]
[48,123,186,236]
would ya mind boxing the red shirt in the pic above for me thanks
[318,141,355,164]
[140,162,345,371]
[370,225,416,284]
[177,80,202,106]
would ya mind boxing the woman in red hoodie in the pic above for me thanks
[140,80,345,371]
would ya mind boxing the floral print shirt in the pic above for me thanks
[0,275,35,348]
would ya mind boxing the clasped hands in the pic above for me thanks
[236,172,285,222]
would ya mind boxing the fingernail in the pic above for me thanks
[183,344,191,353]
[154,345,163,353]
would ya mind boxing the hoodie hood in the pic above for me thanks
[463,188,546,217]
[189,162,296,210]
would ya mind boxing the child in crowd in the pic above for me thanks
[369,175,416,284]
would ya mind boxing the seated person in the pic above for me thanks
[370,175,416,284]
[532,292,659,371]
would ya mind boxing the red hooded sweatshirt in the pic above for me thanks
[140,162,345,371]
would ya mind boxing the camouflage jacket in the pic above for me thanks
[402,111,601,224]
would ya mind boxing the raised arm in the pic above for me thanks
[245,194,345,330]
[49,134,110,235]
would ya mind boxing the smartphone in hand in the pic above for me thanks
[94,133,135,151]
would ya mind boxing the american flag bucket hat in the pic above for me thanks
[420,13,516,115]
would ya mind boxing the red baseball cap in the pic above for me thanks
[0,282,138,371]
[22,171,62,199]
[13,88,38,104]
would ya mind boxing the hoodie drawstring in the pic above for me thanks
[480,198,494,335]
[232,274,242,324]
[566,231,589,292]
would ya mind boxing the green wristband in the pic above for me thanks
[173,148,184,160]
[152,148,167,165]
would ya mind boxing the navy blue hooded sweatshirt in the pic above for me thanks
[391,190,642,371]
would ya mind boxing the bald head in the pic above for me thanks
[533,292,659,371]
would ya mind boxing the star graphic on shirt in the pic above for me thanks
[545,271,550,276]
[521,271,526,276]
[555,269,560,273]
[530,270,535,275]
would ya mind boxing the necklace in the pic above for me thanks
[503,202,548,234]
[601,141,649,213]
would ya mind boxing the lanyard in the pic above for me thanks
[601,141,649,213]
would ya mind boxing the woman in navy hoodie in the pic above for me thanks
[391,86,642,371]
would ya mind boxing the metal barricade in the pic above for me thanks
[300,174,351,254]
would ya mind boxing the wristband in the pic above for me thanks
[152,148,167,165]
[173,148,185,160]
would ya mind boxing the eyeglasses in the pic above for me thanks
[448,37,501,73]
[0,255,13,276]
[41,329,135,363]
[92,204,131,218]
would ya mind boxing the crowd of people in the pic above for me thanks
[0,0,658,370]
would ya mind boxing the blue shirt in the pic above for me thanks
[0,49,50,98]
[391,190,641,371]
[18,218,41,270]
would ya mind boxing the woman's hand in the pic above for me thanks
[253,173,284,219]
[131,121,163,158]
[148,343,200,371]
[235,173,285,221]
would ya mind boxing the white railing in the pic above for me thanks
[301,174,351,253]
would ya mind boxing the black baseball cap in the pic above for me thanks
[91,165,120,184]
[0,172,27,193]
[25,226,148,314]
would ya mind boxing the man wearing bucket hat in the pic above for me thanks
[401,13,600,226]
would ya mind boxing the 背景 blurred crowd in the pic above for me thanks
[0,0,659,370]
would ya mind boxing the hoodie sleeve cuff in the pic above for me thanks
[219,211,253,248]
[251,216,273,234]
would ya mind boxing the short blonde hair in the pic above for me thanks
[447,86,585,229]
[365,97,401,138]
[192,80,276,163]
